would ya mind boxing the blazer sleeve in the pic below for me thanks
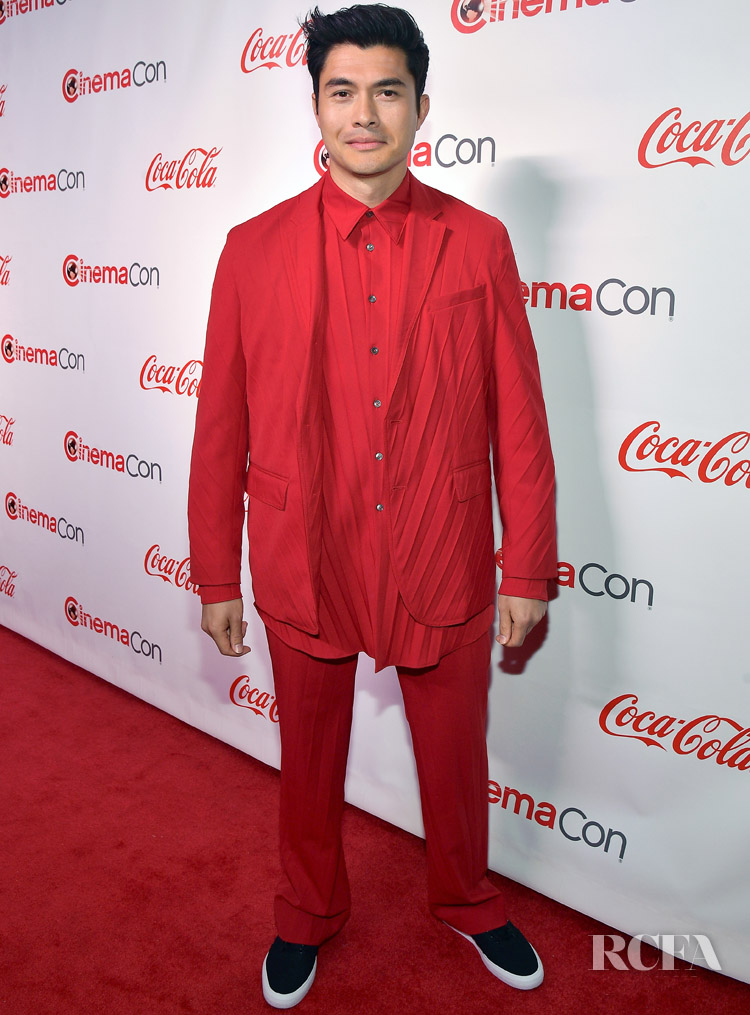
[488,224,557,600]
[188,231,249,604]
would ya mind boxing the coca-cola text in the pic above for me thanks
[140,355,201,396]
[145,147,221,192]
[639,107,750,169]
[600,693,750,771]
[619,421,750,489]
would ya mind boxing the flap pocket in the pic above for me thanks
[246,462,289,510]
[453,459,491,502]
[428,284,487,313]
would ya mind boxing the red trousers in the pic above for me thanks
[265,626,507,945]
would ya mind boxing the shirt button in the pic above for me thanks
[370,346,379,355]
[368,294,377,303]
[376,503,384,511]
[365,210,374,218]
[373,399,382,407]
[375,452,384,461]
[366,243,375,252]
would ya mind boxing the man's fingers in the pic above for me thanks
[230,615,250,655]
[497,603,513,645]
[201,600,251,657]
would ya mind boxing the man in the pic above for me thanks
[188,5,556,1008]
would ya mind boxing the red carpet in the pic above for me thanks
[2,624,748,1015]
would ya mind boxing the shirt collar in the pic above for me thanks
[322,170,412,244]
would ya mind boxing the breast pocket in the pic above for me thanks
[427,284,487,313]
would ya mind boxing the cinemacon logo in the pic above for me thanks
[619,421,750,489]
[144,544,199,596]
[65,596,162,664]
[63,254,159,288]
[489,779,627,860]
[0,564,17,598]
[62,59,166,102]
[3,332,85,372]
[521,278,675,318]
[230,676,280,722]
[496,549,653,606]
[0,0,72,27]
[314,132,496,176]
[5,490,84,545]
[639,107,750,169]
[0,412,14,447]
[0,166,84,198]
[600,693,750,771]
[64,430,163,483]
[240,26,307,74]
[451,0,637,35]
[145,147,221,192]
[140,354,201,397]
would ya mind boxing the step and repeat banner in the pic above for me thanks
[2,0,748,984]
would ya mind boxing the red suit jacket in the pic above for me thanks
[188,173,556,635]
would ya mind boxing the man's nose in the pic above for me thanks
[353,95,378,128]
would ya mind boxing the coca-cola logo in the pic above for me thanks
[600,693,750,771]
[619,421,750,489]
[638,107,750,169]
[240,26,307,74]
[0,564,17,598]
[0,254,10,284]
[230,675,279,722]
[139,355,202,397]
[145,147,221,192]
[5,490,17,519]
[0,82,6,117]
[0,413,15,446]
[2,334,13,363]
[144,544,200,595]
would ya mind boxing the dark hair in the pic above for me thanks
[302,5,429,110]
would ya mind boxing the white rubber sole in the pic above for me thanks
[262,954,317,1009]
[445,922,544,990]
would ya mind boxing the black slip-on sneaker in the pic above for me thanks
[262,936,318,1009]
[446,919,544,990]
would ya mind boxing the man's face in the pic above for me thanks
[313,43,429,195]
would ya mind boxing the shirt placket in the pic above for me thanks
[359,210,389,650]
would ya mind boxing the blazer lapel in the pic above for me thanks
[278,180,327,429]
[388,177,446,407]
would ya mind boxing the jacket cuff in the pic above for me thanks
[497,577,550,601]
[198,583,242,605]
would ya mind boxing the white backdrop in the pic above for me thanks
[2,0,749,984]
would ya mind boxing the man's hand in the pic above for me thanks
[496,594,547,647]
[201,598,251,657]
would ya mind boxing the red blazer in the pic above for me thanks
[188,173,556,634]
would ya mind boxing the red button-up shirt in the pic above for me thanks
[252,172,496,671]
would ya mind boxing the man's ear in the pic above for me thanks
[417,93,430,131]
[311,91,320,124]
